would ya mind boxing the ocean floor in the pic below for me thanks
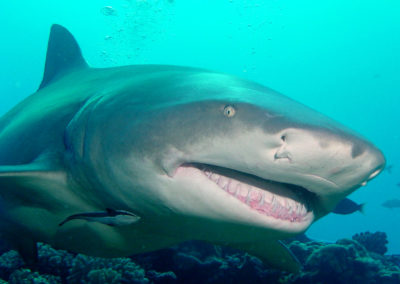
[0,231,399,283]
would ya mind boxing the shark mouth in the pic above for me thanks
[178,163,316,223]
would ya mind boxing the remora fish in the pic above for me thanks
[0,25,385,272]
[59,208,140,227]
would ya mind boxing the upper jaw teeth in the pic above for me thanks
[201,167,309,222]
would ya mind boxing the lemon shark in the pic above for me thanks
[0,25,385,272]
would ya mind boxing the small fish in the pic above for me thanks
[382,199,400,209]
[385,164,393,174]
[101,6,116,16]
[59,208,140,227]
[332,198,365,215]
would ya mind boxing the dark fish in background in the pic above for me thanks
[396,183,400,188]
[290,199,366,243]
[385,164,393,174]
[289,199,366,244]
[332,198,365,215]
[382,199,400,209]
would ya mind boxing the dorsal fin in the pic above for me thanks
[38,24,88,90]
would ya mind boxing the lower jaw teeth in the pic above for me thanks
[202,168,307,222]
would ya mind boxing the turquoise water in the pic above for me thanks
[0,0,399,255]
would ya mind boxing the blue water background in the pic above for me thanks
[0,0,399,253]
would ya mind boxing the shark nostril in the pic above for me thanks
[274,148,292,161]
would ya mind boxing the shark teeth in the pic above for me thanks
[202,168,308,222]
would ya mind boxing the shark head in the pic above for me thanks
[66,69,385,241]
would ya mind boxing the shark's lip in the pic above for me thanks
[303,173,338,188]
[176,163,316,225]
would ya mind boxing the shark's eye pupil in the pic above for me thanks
[281,135,286,141]
[223,105,236,118]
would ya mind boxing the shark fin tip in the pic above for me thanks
[38,24,89,90]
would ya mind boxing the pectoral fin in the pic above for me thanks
[0,153,75,211]
[231,240,301,273]
[0,154,70,262]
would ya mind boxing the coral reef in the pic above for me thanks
[352,231,388,255]
[287,238,400,284]
[0,231,398,283]
[132,241,283,283]
[0,244,155,283]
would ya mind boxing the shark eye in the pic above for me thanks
[281,135,286,141]
[223,105,236,118]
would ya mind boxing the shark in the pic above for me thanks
[0,25,385,272]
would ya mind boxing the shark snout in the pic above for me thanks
[363,146,385,182]
[349,138,385,187]
[275,128,385,192]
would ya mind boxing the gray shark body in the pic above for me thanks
[0,25,385,272]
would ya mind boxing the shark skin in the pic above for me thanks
[0,25,385,272]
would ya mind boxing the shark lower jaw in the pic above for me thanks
[174,163,316,227]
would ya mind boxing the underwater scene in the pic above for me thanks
[0,0,399,283]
